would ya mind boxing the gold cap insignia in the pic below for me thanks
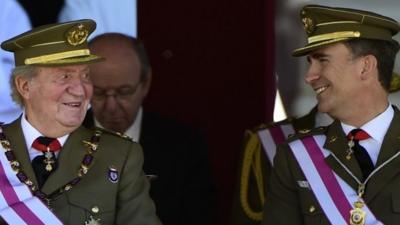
[66,24,89,46]
[302,16,315,35]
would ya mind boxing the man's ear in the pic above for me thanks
[360,54,378,80]
[15,75,32,100]
[142,70,152,97]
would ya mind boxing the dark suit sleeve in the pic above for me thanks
[262,144,303,225]
[115,142,162,225]
[181,131,216,225]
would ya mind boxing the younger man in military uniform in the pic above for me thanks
[263,5,400,225]
[0,20,161,224]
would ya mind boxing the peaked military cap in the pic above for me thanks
[1,19,103,66]
[293,5,400,57]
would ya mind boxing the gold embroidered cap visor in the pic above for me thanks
[0,19,103,66]
[292,5,400,57]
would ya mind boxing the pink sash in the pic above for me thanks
[0,127,63,224]
[257,123,295,164]
[289,135,383,225]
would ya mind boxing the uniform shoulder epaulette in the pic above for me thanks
[252,117,295,132]
[286,126,327,142]
[94,127,134,142]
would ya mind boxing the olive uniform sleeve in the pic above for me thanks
[115,141,162,225]
[261,143,303,225]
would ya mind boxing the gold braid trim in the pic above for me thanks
[239,130,265,221]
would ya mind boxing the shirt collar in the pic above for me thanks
[341,104,394,144]
[21,111,69,150]
[315,111,334,127]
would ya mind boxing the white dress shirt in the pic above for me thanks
[341,104,394,166]
[21,112,68,161]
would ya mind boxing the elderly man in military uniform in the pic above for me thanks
[0,19,161,224]
[262,5,400,225]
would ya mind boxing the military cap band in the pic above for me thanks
[24,49,90,65]
[308,31,360,44]
[293,5,400,57]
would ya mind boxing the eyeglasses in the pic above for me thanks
[92,83,141,101]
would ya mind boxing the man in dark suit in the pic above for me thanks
[263,5,400,225]
[0,20,161,224]
[83,33,216,225]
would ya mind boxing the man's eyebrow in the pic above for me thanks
[310,52,330,59]
[307,52,330,62]
[59,67,90,73]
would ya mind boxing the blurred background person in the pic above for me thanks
[58,0,137,38]
[83,33,216,225]
[0,0,31,123]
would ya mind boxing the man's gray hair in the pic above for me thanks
[10,65,38,106]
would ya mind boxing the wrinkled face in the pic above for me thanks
[89,44,150,133]
[304,42,364,118]
[20,65,92,135]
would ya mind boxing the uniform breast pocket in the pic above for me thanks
[298,189,324,225]
[392,191,400,214]
[67,191,116,225]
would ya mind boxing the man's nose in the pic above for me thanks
[103,94,119,112]
[304,65,320,84]
[68,79,87,96]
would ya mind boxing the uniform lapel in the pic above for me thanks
[364,107,400,202]
[3,118,39,186]
[323,120,362,191]
[41,126,93,195]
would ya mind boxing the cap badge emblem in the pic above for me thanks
[66,24,89,46]
[302,16,315,35]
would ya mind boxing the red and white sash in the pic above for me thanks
[0,140,63,224]
[289,135,383,225]
[258,123,295,165]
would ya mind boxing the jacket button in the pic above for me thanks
[91,206,99,213]
[309,205,316,213]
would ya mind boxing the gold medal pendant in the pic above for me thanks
[346,139,355,160]
[350,200,366,225]
[43,151,55,172]
[84,215,101,225]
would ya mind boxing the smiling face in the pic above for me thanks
[16,65,93,137]
[304,42,365,119]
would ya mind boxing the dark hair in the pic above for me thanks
[89,33,151,81]
[345,39,400,91]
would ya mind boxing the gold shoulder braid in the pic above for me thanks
[239,129,264,221]
[95,127,133,142]
[0,125,102,208]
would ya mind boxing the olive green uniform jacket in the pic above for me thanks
[0,118,162,225]
[262,107,400,225]
[231,107,318,225]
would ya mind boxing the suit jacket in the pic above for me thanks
[231,107,319,225]
[262,106,400,225]
[83,110,216,225]
[0,118,161,225]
